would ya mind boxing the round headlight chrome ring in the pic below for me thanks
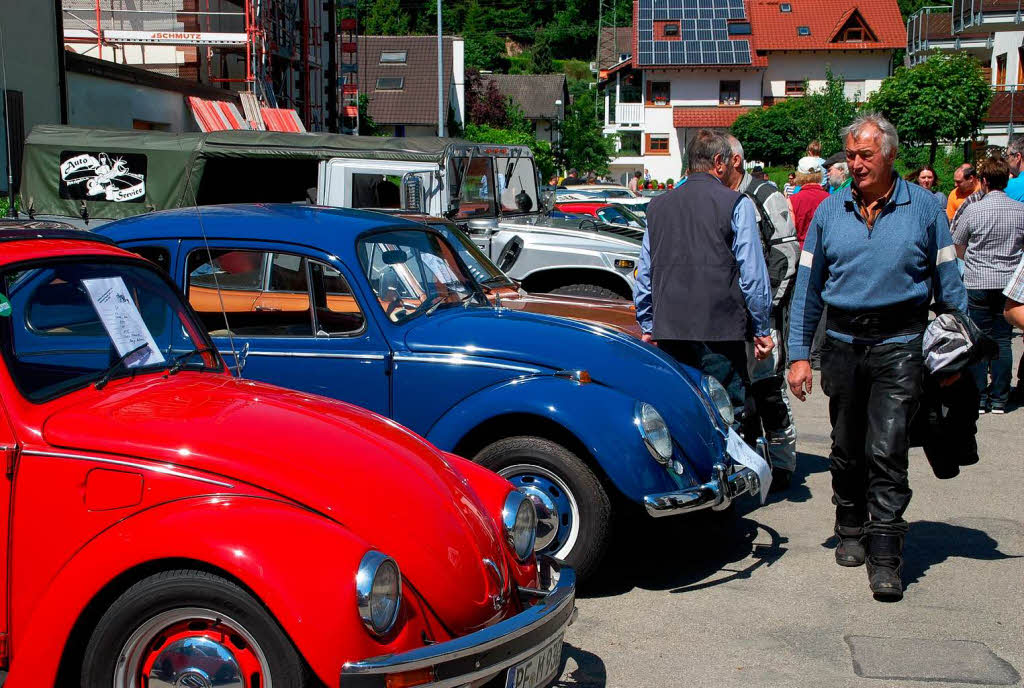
[355,550,402,637]
[502,490,538,561]
[634,401,673,464]
[700,374,735,429]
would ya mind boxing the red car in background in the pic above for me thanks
[553,202,647,232]
[0,222,574,687]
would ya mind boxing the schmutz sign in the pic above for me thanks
[59,151,147,203]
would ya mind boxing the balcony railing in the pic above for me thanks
[951,0,1022,33]
[616,103,645,127]
[907,6,993,64]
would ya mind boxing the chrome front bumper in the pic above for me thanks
[339,557,576,688]
[643,462,760,517]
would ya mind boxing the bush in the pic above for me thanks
[894,145,966,196]
[554,59,593,82]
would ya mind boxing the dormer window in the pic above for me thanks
[375,77,404,91]
[664,23,679,36]
[780,3,792,11]
[797,26,811,36]
[379,51,407,64]
[831,11,877,42]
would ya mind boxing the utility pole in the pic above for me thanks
[437,0,445,138]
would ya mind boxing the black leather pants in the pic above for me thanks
[820,335,924,535]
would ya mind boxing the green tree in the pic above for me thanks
[464,124,557,180]
[866,52,991,164]
[731,71,857,165]
[360,0,410,35]
[558,87,617,174]
[528,35,556,74]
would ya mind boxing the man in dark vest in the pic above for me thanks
[634,129,774,437]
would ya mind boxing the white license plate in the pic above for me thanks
[505,633,564,688]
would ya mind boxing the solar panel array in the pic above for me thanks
[637,0,752,66]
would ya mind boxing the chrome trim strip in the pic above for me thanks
[643,463,759,518]
[340,559,575,685]
[244,351,388,361]
[23,450,235,488]
[392,353,540,374]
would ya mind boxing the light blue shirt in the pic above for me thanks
[634,195,772,338]
[1005,174,1024,202]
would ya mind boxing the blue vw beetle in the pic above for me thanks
[98,204,763,581]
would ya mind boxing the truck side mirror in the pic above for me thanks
[497,236,524,272]
[541,189,556,213]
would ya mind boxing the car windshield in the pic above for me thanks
[494,155,540,215]
[357,229,483,323]
[0,259,219,401]
[426,223,513,288]
[597,205,647,229]
[449,156,497,220]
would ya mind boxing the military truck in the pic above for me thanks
[20,126,641,299]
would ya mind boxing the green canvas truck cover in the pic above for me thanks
[20,125,484,221]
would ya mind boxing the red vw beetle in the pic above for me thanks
[0,223,574,687]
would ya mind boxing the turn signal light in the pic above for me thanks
[615,259,635,269]
[386,668,436,688]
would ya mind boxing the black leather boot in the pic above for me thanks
[834,508,865,567]
[866,533,904,601]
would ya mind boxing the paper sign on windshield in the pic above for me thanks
[82,277,165,367]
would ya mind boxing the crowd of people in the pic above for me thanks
[633,115,1024,604]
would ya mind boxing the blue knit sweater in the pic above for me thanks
[788,177,968,361]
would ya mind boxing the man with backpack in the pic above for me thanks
[727,136,801,492]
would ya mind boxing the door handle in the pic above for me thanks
[254,305,281,312]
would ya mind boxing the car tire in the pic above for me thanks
[81,569,310,688]
[474,436,611,582]
[548,283,625,300]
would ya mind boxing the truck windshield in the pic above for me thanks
[449,157,497,220]
[426,222,513,288]
[0,260,219,401]
[494,155,539,215]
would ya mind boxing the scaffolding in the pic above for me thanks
[61,0,333,131]
[338,0,358,134]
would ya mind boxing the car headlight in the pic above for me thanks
[635,401,673,464]
[356,550,402,636]
[502,490,537,561]
[701,374,735,427]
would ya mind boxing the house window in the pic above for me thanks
[843,81,865,102]
[1018,47,1024,86]
[619,131,642,157]
[654,20,682,40]
[797,26,811,36]
[719,80,741,105]
[646,134,670,155]
[728,22,751,35]
[780,3,792,11]
[997,54,1007,91]
[832,11,876,43]
[785,80,806,97]
[375,76,404,91]
[647,81,671,106]
[380,51,407,64]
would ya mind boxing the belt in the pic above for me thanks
[826,304,928,340]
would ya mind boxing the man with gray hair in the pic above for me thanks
[635,129,774,444]
[1005,134,1024,202]
[787,112,967,601]
[726,135,800,491]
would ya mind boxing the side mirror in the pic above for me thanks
[382,249,409,265]
[497,235,524,272]
[541,189,556,213]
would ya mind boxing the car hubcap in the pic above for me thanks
[499,464,580,559]
[115,607,271,688]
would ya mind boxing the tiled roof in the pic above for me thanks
[748,0,905,51]
[598,27,635,69]
[358,36,457,126]
[673,106,752,128]
[484,74,569,120]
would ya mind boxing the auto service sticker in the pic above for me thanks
[0,294,10,317]
[58,151,147,203]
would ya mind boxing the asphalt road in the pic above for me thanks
[556,333,1024,688]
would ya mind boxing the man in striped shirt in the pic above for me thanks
[952,156,1024,414]
[787,113,966,602]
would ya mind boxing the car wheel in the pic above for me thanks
[548,283,625,300]
[474,436,611,582]
[81,569,309,688]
